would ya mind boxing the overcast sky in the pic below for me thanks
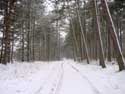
[44,0,54,13]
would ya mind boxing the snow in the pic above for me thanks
[0,60,125,94]
[68,60,125,94]
[59,63,98,94]
[0,61,60,94]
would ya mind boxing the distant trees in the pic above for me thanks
[63,0,125,71]
[0,0,125,71]
[15,0,62,61]
[0,0,63,63]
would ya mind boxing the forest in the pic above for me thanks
[0,0,125,94]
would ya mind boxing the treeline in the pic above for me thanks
[0,0,62,64]
[57,0,125,71]
[0,0,125,71]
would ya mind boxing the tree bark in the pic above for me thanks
[75,0,90,64]
[93,0,106,68]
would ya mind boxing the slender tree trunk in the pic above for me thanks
[93,0,106,68]
[21,22,25,62]
[32,18,35,61]
[56,20,61,60]
[71,36,77,61]
[119,20,122,51]
[39,38,42,60]
[44,30,47,61]
[47,34,50,61]
[26,0,31,62]
[0,21,5,63]
[27,22,30,61]
[10,30,14,63]
[75,0,90,64]
[107,27,112,62]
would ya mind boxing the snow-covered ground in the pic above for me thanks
[0,60,125,94]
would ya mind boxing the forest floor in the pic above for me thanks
[0,59,125,94]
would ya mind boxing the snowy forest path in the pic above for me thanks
[68,63,101,94]
[66,62,124,94]
[59,62,100,94]
[35,62,64,94]
[0,61,125,94]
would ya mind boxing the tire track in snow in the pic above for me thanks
[35,63,64,94]
[50,63,64,94]
[34,63,61,94]
[68,63,101,94]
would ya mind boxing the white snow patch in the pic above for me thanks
[0,60,125,94]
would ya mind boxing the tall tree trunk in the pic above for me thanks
[119,20,122,51]
[2,0,15,64]
[75,0,90,64]
[10,30,14,63]
[32,18,35,61]
[107,27,112,62]
[26,0,31,62]
[47,34,50,61]
[93,0,106,68]
[21,25,25,62]
[44,29,47,61]
[0,22,5,63]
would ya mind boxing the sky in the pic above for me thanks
[44,0,54,13]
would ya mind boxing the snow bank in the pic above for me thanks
[69,60,125,94]
[0,61,58,94]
